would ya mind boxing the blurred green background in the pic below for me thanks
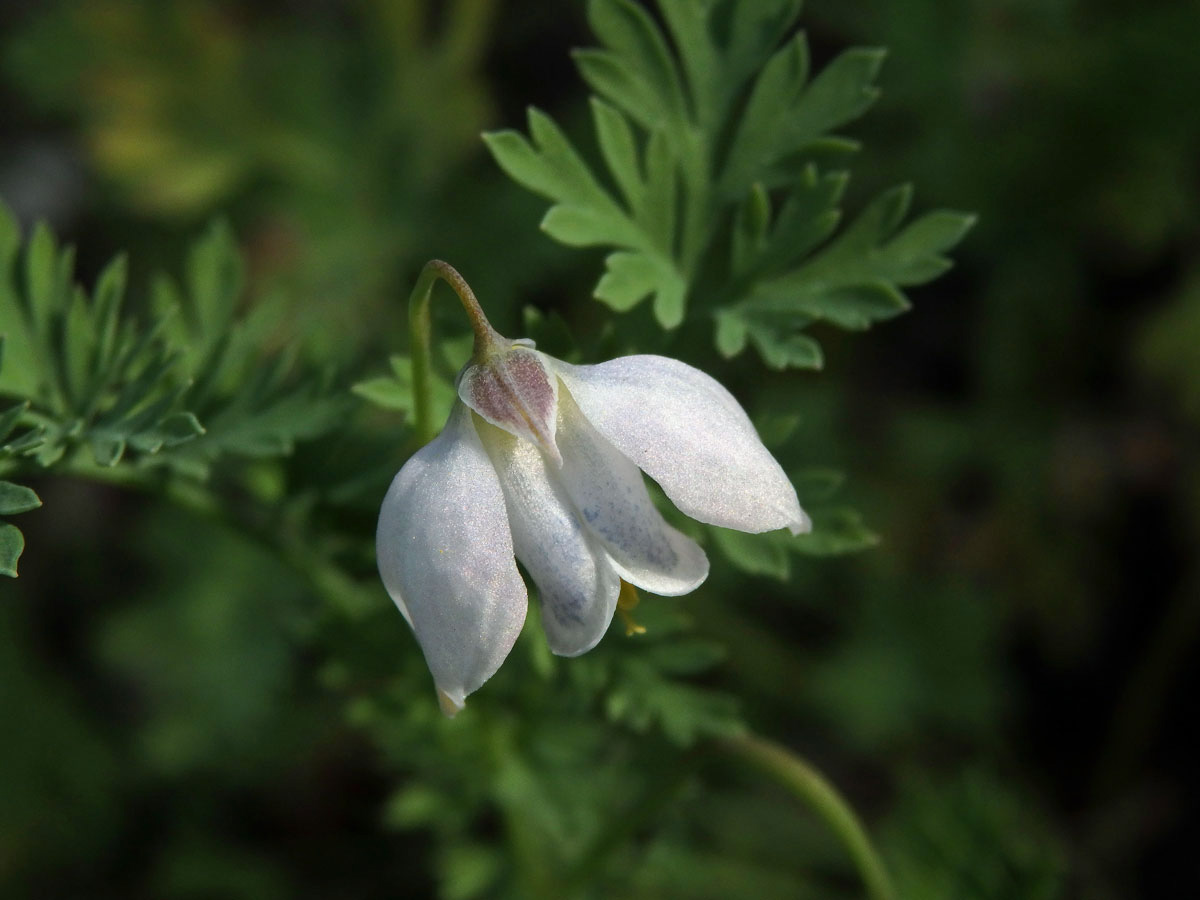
[2,1,1198,897]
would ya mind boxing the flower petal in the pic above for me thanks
[376,404,527,713]
[474,416,620,657]
[555,389,709,596]
[551,354,809,535]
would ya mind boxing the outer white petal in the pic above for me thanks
[555,389,709,595]
[376,404,527,713]
[474,417,621,657]
[550,354,809,535]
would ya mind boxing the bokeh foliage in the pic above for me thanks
[2,0,1197,898]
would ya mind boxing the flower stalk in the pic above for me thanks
[720,734,896,900]
[407,259,499,444]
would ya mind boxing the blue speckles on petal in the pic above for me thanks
[375,403,527,709]
[554,387,709,597]
[473,414,620,657]
[551,354,808,535]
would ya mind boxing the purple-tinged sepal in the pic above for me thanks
[458,343,561,465]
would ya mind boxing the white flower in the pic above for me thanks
[376,333,809,715]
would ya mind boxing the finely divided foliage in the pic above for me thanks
[0,207,204,471]
[0,202,346,575]
[485,0,974,369]
[0,343,42,576]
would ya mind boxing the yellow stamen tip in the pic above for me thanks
[616,580,647,637]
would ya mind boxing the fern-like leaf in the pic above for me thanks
[485,0,975,366]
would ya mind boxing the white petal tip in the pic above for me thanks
[543,619,610,658]
[547,639,601,660]
[787,509,813,536]
[437,688,465,717]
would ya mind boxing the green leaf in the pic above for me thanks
[541,204,633,247]
[488,0,968,365]
[158,218,244,381]
[0,200,220,470]
[591,98,643,211]
[438,844,503,900]
[796,45,886,133]
[753,411,804,448]
[657,0,721,122]
[25,221,58,332]
[89,436,125,467]
[187,221,242,331]
[179,376,344,463]
[731,184,771,276]
[495,108,605,204]
[757,167,848,274]
[641,129,677,252]
[781,185,976,291]
[711,528,792,580]
[754,281,911,332]
[880,209,979,283]
[90,255,127,377]
[143,226,347,471]
[484,109,644,254]
[62,285,93,407]
[382,785,447,831]
[754,327,823,370]
[715,307,824,370]
[594,251,660,311]
[585,0,686,127]
[792,467,846,503]
[0,522,24,577]
[0,400,30,443]
[794,506,880,556]
[719,31,813,198]
[0,481,42,515]
[714,309,749,358]
[721,43,885,199]
[722,184,974,367]
[129,411,206,453]
[2,424,46,456]
[594,250,686,326]
[607,659,745,747]
[0,209,346,487]
[352,354,457,423]
[351,377,412,411]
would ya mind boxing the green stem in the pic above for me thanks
[720,733,896,900]
[407,259,498,445]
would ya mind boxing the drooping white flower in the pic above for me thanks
[376,282,809,716]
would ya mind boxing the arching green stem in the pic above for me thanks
[720,733,896,900]
[407,260,501,444]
